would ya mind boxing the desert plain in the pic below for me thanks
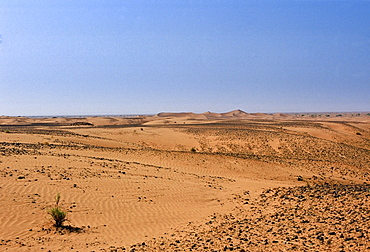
[0,110,369,251]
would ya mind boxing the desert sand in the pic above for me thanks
[0,110,369,251]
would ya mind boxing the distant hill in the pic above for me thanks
[155,109,281,120]
[156,110,248,119]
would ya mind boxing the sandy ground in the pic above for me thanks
[0,111,369,251]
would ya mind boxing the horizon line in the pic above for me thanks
[2,110,370,118]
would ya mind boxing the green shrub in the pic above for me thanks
[48,193,67,227]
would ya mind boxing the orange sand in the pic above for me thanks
[0,110,369,251]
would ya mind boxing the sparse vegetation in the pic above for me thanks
[1,113,370,251]
[47,193,67,227]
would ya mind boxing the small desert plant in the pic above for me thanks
[48,193,67,227]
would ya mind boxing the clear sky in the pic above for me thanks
[1,0,369,116]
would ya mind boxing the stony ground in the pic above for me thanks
[124,182,370,252]
[0,115,369,251]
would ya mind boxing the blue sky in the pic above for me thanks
[1,0,369,116]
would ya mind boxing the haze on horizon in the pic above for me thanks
[1,0,369,116]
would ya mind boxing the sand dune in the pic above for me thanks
[155,109,281,120]
[0,111,369,251]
